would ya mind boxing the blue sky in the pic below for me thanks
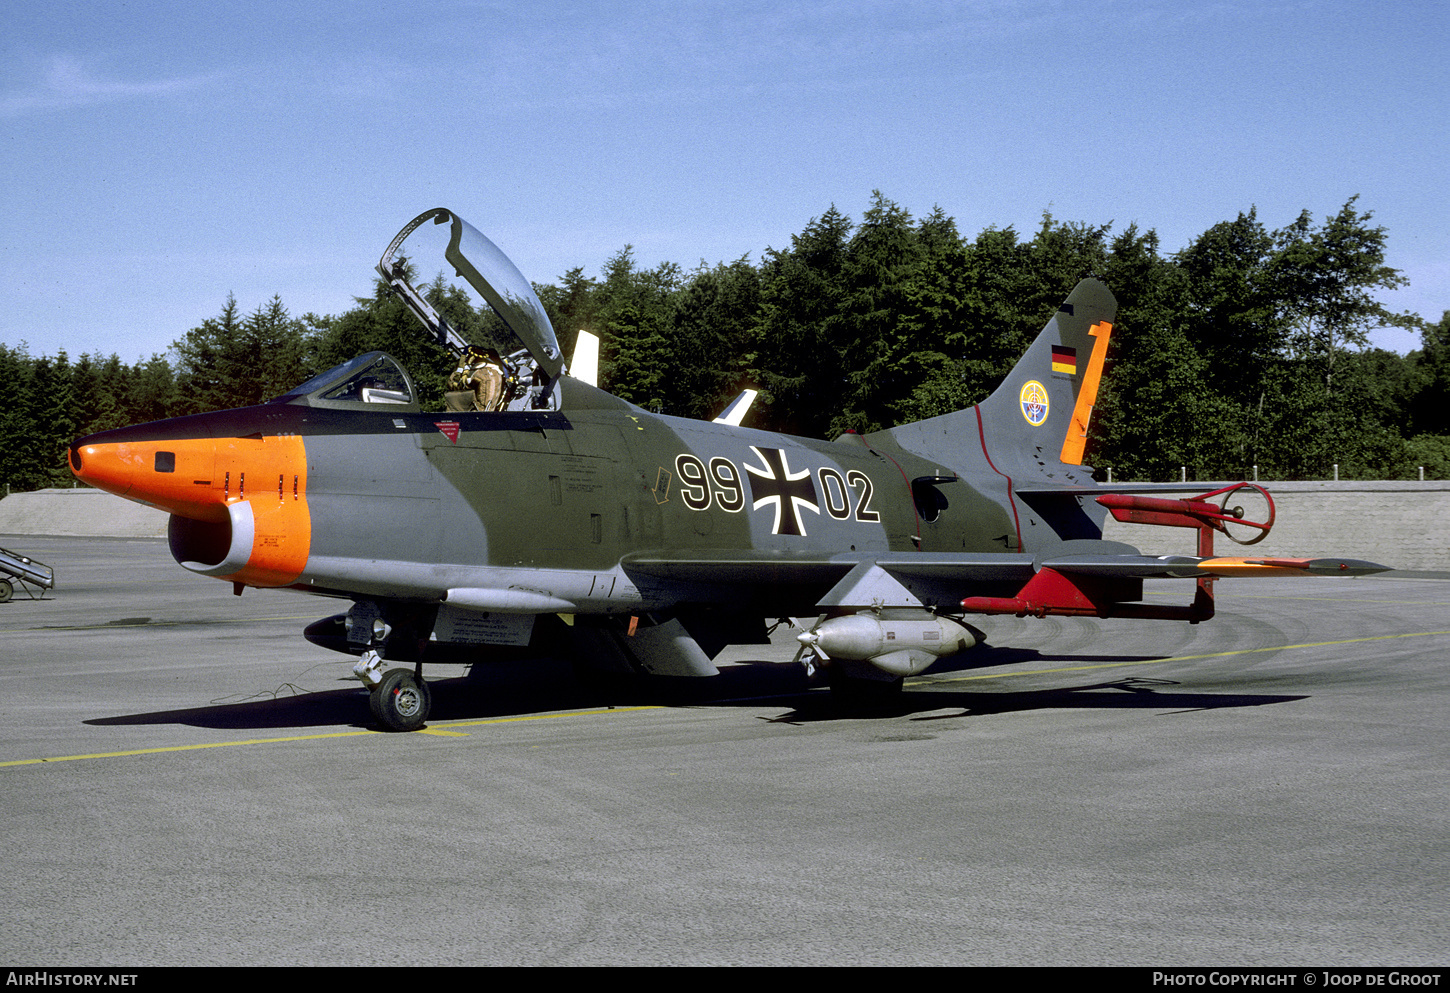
[4,0,1446,364]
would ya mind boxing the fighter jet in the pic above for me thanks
[68,208,1387,730]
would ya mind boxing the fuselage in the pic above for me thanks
[69,374,1054,617]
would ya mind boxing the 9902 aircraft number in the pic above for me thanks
[673,446,879,536]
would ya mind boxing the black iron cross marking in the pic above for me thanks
[745,446,819,536]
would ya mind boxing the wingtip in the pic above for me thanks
[1301,558,1393,577]
[1203,556,1394,577]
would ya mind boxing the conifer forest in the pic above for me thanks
[4,194,1448,492]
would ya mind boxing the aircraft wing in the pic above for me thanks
[623,544,1389,617]
[621,548,1037,584]
[623,549,1034,610]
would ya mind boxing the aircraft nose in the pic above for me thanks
[70,428,227,523]
[71,418,313,588]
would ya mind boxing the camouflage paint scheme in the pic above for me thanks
[68,209,1386,728]
[68,280,1110,612]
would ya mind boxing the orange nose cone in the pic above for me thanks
[71,436,226,522]
[71,422,312,588]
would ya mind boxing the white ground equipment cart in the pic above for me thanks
[0,546,53,602]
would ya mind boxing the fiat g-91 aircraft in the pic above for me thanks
[69,208,1387,730]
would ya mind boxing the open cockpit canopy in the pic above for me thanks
[378,208,563,408]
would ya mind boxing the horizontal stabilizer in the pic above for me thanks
[1196,556,1390,577]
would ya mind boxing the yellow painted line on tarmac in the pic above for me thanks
[0,730,378,766]
[0,706,661,769]
[918,629,1450,686]
[438,706,660,730]
[412,706,662,736]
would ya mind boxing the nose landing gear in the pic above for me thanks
[347,600,432,731]
[368,666,432,732]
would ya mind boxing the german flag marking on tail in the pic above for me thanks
[1051,345,1077,376]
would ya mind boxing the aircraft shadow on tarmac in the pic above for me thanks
[84,644,1306,732]
[761,678,1308,726]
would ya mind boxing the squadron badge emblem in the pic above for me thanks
[1019,380,1049,426]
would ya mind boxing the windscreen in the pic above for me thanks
[269,352,415,407]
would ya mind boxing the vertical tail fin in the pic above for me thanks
[976,277,1117,466]
[873,278,1117,474]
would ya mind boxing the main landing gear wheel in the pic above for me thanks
[0,579,12,603]
[370,668,431,731]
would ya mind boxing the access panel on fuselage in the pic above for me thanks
[419,411,625,572]
[305,424,443,565]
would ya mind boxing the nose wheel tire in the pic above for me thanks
[370,668,431,731]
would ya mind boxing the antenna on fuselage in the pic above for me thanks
[713,389,758,426]
[570,330,600,387]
